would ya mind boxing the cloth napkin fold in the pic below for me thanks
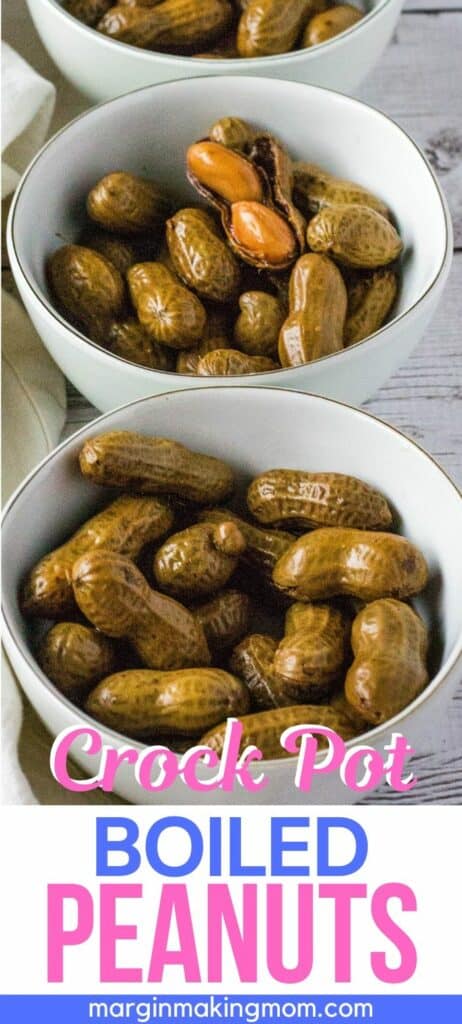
[2,43,66,804]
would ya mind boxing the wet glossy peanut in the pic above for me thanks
[86,666,249,738]
[247,470,393,530]
[200,703,357,759]
[22,495,174,619]
[230,201,297,267]
[72,550,211,670]
[154,521,246,598]
[304,5,363,47]
[176,332,231,374]
[278,253,347,366]
[81,229,138,275]
[329,689,370,733]
[64,0,112,26]
[38,622,118,701]
[167,208,241,303]
[344,269,398,345]
[47,245,125,337]
[273,603,350,699]
[230,633,290,709]
[198,508,294,578]
[237,0,318,58]
[273,527,429,602]
[108,318,175,369]
[234,291,284,356]
[127,262,207,348]
[209,117,257,152]
[98,0,233,50]
[345,599,429,725]
[293,162,389,219]
[307,204,403,269]
[87,172,171,236]
[198,348,278,375]
[194,590,251,652]
[79,431,234,504]
[187,141,263,203]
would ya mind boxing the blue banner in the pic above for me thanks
[0,995,461,1023]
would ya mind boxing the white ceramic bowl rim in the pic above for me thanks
[3,385,462,768]
[46,0,395,65]
[8,75,452,382]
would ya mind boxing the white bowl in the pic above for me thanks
[27,0,403,101]
[2,387,462,805]
[7,76,452,412]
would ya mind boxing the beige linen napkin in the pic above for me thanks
[2,43,66,804]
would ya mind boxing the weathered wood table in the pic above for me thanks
[4,0,462,802]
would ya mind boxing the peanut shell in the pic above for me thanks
[247,469,393,530]
[22,494,174,619]
[345,598,428,725]
[86,666,249,738]
[79,431,234,504]
[273,527,429,602]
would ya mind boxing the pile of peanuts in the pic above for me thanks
[64,1,365,59]
[48,115,402,376]
[23,432,430,759]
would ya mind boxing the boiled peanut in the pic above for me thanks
[22,494,174,619]
[247,470,393,530]
[194,589,251,652]
[197,507,294,578]
[234,291,284,356]
[81,229,138,275]
[166,208,241,303]
[47,245,125,337]
[154,521,246,598]
[98,0,233,50]
[273,602,350,699]
[304,5,363,47]
[85,667,250,738]
[197,348,278,375]
[344,269,398,345]
[176,349,201,374]
[307,204,403,268]
[187,141,263,203]
[278,253,347,366]
[200,704,357,759]
[176,329,231,375]
[237,0,318,58]
[87,172,171,236]
[230,634,294,709]
[330,689,370,733]
[293,162,389,219]
[108,318,175,369]
[127,262,206,348]
[38,622,118,701]
[273,527,429,602]
[72,550,211,670]
[79,431,234,504]
[230,201,297,268]
[64,0,112,26]
[345,599,429,725]
[209,117,257,152]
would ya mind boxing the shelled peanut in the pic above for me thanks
[64,0,366,58]
[23,432,431,755]
[47,114,402,372]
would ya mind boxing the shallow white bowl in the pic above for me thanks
[7,76,452,412]
[27,0,403,101]
[2,388,462,805]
